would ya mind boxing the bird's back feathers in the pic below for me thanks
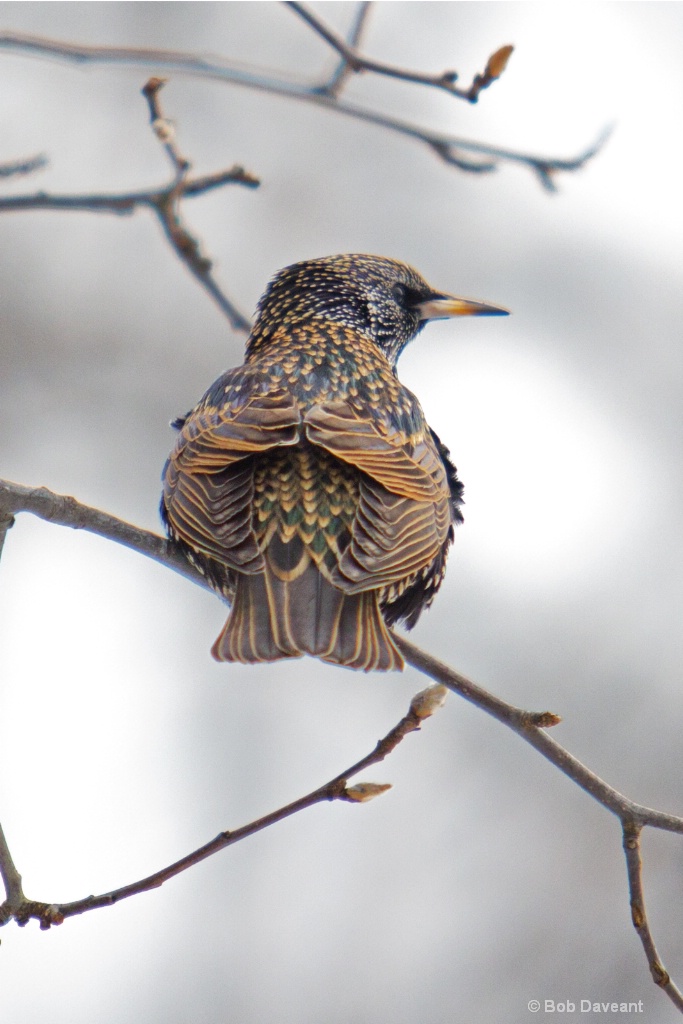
[161,255,484,671]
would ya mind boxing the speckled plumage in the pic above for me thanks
[161,255,507,671]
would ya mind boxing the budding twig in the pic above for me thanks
[1,479,682,1010]
[0,675,443,929]
[0,28,608,189]
[287,2,513,103]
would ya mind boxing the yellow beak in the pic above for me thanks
[416,295,510,321]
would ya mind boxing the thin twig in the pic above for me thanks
[0,823,25,920]
[0,479,201,588]
[392,636,683,836]
[0,682,444,928]
[140,77,255,332]
[0,153,48,178]
[0,511,14,562]
[0,83,259,333]
[0,167,259,215]
[286,1,512,102]
[321,0,373,98]
[2,475,682,839]
[623,823,683,1010]
[141,76,189,179]
[392,635,683,1013]
[2,479,680,1010]
[0,31,608,188]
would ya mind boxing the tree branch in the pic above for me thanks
[0,673,446,929]
[0,167,258,216]
[0,475,681,1011]
[319,0,373,99]
[0,78,259,334]
[0,478,201,586]
[0,823,25,918]
[0,29,608,188]
[392,635,683,836]
[0,509,14,561]
[286,1,513,102]
[0,153,48,178]
[139,76,257,332]
[623,823,683,1010]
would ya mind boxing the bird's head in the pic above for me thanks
[249,254,508,365]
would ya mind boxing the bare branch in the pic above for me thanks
[623,824,683,1010]
[0,31,607,188]
[0,167,258,217]
[391,637,683,1017]
[392,635,683,836]
[529,124,615,193]
[141,75,189,179]
[0,824,25,920]
[139,76,255,333]
[1,475,680,837]
[2,477,681,821]
[286,1,512,103]
[0,510,14,562]
[3,478,681,1009]
[0,478,202,587]
[320,0,373,98]
[0,153,48,178]
[0,679,444,928]
[0,80,259,334]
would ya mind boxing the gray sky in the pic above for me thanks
[2,3,683,1022]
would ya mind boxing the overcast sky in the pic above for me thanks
[2,4,683,1023]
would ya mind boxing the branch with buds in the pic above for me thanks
[0,664,445,929]
[0,478,682,1012]
[0,3,609,190]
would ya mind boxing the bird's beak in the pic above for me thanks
[416,294,510,321]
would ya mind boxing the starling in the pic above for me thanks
[161,255,507,671]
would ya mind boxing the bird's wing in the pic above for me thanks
[305,400,452,591]
[172,389,301,471]
[163,387,301,571]
[305,401,445,501]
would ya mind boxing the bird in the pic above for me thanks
[161,254,508,672]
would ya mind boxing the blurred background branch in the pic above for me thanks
[0,153,48,178]
[286,1,514,102]
[0,78,258,332]
[0,5,607,189]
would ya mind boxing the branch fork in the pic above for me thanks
[2,478,682,1011]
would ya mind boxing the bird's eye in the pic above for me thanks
[392,283,408,305]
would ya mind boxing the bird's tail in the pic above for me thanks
[211,563,403,671]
